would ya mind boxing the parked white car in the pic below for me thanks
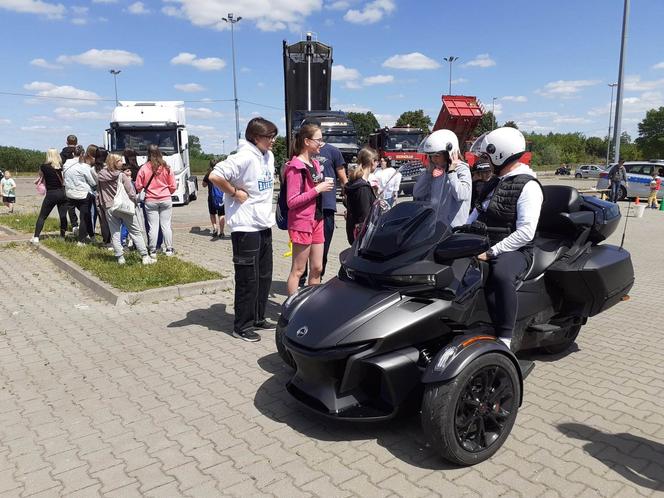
[596,161,664,200]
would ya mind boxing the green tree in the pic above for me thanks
[636,106,664,158]
[0,145,45,173]
[503,120,519,129]
[585,136,605,159]
[272,135,288,174]
[188,134,203,157]
[347,111,380,145]
[395,110,433,134]
[473,111,496,136]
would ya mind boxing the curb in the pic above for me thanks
[34,243,228,306]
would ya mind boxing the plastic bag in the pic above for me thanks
[110,174,135,216]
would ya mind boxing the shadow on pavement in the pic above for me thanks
[517,342,580,363]
[558,423,664,491]
[253,353,460,471]
[167,300,283,335]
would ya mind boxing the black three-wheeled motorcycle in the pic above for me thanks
[276,185,634,465]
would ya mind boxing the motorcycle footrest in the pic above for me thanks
[527,324,561,333]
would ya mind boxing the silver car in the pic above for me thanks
[596,161,664,201]
[575,164,606,179]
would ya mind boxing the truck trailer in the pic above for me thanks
[104,101,198,205]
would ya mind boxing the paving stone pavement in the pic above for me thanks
[1,177,663,497]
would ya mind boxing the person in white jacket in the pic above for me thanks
[209,117,278,342]
[63,145,97,243]
[413,129,471,227]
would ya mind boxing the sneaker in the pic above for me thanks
[211,229,218,238]
[76,241,85,247]
[165,249,175,257]
[232,329,261,342]
[142,255,157,265]
[498,337,512,350]
[253,319,278,330]
[219,232,226,239]
[30,236,39,245]
[72,226,79,235]
[149,251,157,258]
[117,256,126,265]
[106,246,114,251]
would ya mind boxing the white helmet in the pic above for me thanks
[418,129,460,155]
[472,127,526,167]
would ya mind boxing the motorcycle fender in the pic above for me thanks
[421,337,524,404]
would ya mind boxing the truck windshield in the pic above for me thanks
[386,133,423,151]
[324,134,358,145]
[111,128,178,154]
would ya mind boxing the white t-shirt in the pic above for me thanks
[373,167,401,200]
[211,140,275,233]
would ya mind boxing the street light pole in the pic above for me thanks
[612,0,630,163]
[606,83,617,166]
[492,97,497,130]
[443,56,459,95]
[109,69,121,105]
[222,13,242,149]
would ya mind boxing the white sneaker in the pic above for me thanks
[76,241,85,247]
[142,255,156,265]
[165,249,175,257]
[149,251,157,258]
[106,246,114,251]
[30,236,39,244]
[117,256,126,265]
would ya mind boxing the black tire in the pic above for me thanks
[190,176,198,201]
[183,184,190,205]
[619,185,627,201]
[275,327,295,369]
[575,173,582,178]
[421,353,520,466]
[540,324,581,355]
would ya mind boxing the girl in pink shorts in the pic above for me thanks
[283,123,334,295]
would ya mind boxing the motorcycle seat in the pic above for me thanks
[522,238,569,280]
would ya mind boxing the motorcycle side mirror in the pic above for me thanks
[434,233,490,263]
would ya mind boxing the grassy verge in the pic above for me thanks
[0,212,60,234]
[42,238,222,292]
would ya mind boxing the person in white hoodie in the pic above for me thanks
[209,117,278,343]
[63,145,97,243]
[467,127,544,350]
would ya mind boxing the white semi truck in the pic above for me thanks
[104,101,198,205]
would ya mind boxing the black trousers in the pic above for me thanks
[484,250,530,339]
[300,209,336,285]
[68,195,92,241]
[67,204,79,229]
[231,229,273,333]
[34,189,69,237]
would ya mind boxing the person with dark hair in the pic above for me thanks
[471,161,493,210]
[135,144,176,256]
[123,148,141,182]
[208,117,278,342]
[32,149,70,243]
[202,158,226,238]
[284,123,333,295]
[60,134,79,232]
[63,145,96,244]
[345,147,378,244]
[91,147,111,244]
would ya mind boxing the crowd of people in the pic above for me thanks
[31,134,177,264]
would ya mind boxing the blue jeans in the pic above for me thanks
[611,182,622,203]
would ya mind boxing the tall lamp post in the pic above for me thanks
[443,56,459,95]
[492,97,497,130]
[222,13,242,149]
[109,69,121,105]
[612,0,629,163]
[606,83,618,166]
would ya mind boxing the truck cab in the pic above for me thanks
[104,101,197,205]
[295,111,360,165]
[369,126,426,196]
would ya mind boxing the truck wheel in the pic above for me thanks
[190,176,198,201]
[421,353,520,466]
[183,184,190,205]
[540,324,581,355]
[275,327,295,369]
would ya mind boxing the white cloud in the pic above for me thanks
[128,2,149,14]
[374,113,396,127]
[451,77,468,85]
[332,64,360,81]
[623,75,664,92]
[621,91,664,115]
[159,0,322,32]
[92,0,117,3]
[363,74,394,85]
[29,115,55,122]
[71,5,88,14]
[188,124,216,132]
[652,62,664,70]
[57,49,143,68]
[0,118,11,125]
[71,18,86,25]
[171,52,226,71]
[502,95,528,103]
[463,54,496,68]
[30,58,62,70]
[54,107,105,120]
[334,103,371,113]
[23,81,102,105]
[535,80,601,98]
[326,0,349,10]
[382,52,440,70]
[187,107,224,119]
[0,0,65,18]
[174,83,205,92]
[344,0,394,23]
[553,116,592,124]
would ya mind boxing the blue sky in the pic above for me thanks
[1,0,663,155]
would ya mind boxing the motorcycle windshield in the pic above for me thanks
[356,198,450,260]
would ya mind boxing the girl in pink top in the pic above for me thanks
[135,144,177,255]
[284,124,333,295]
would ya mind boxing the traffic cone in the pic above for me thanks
[634,196,640,205]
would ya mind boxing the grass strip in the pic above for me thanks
[42,238,222,292]
[0,212,60,234]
